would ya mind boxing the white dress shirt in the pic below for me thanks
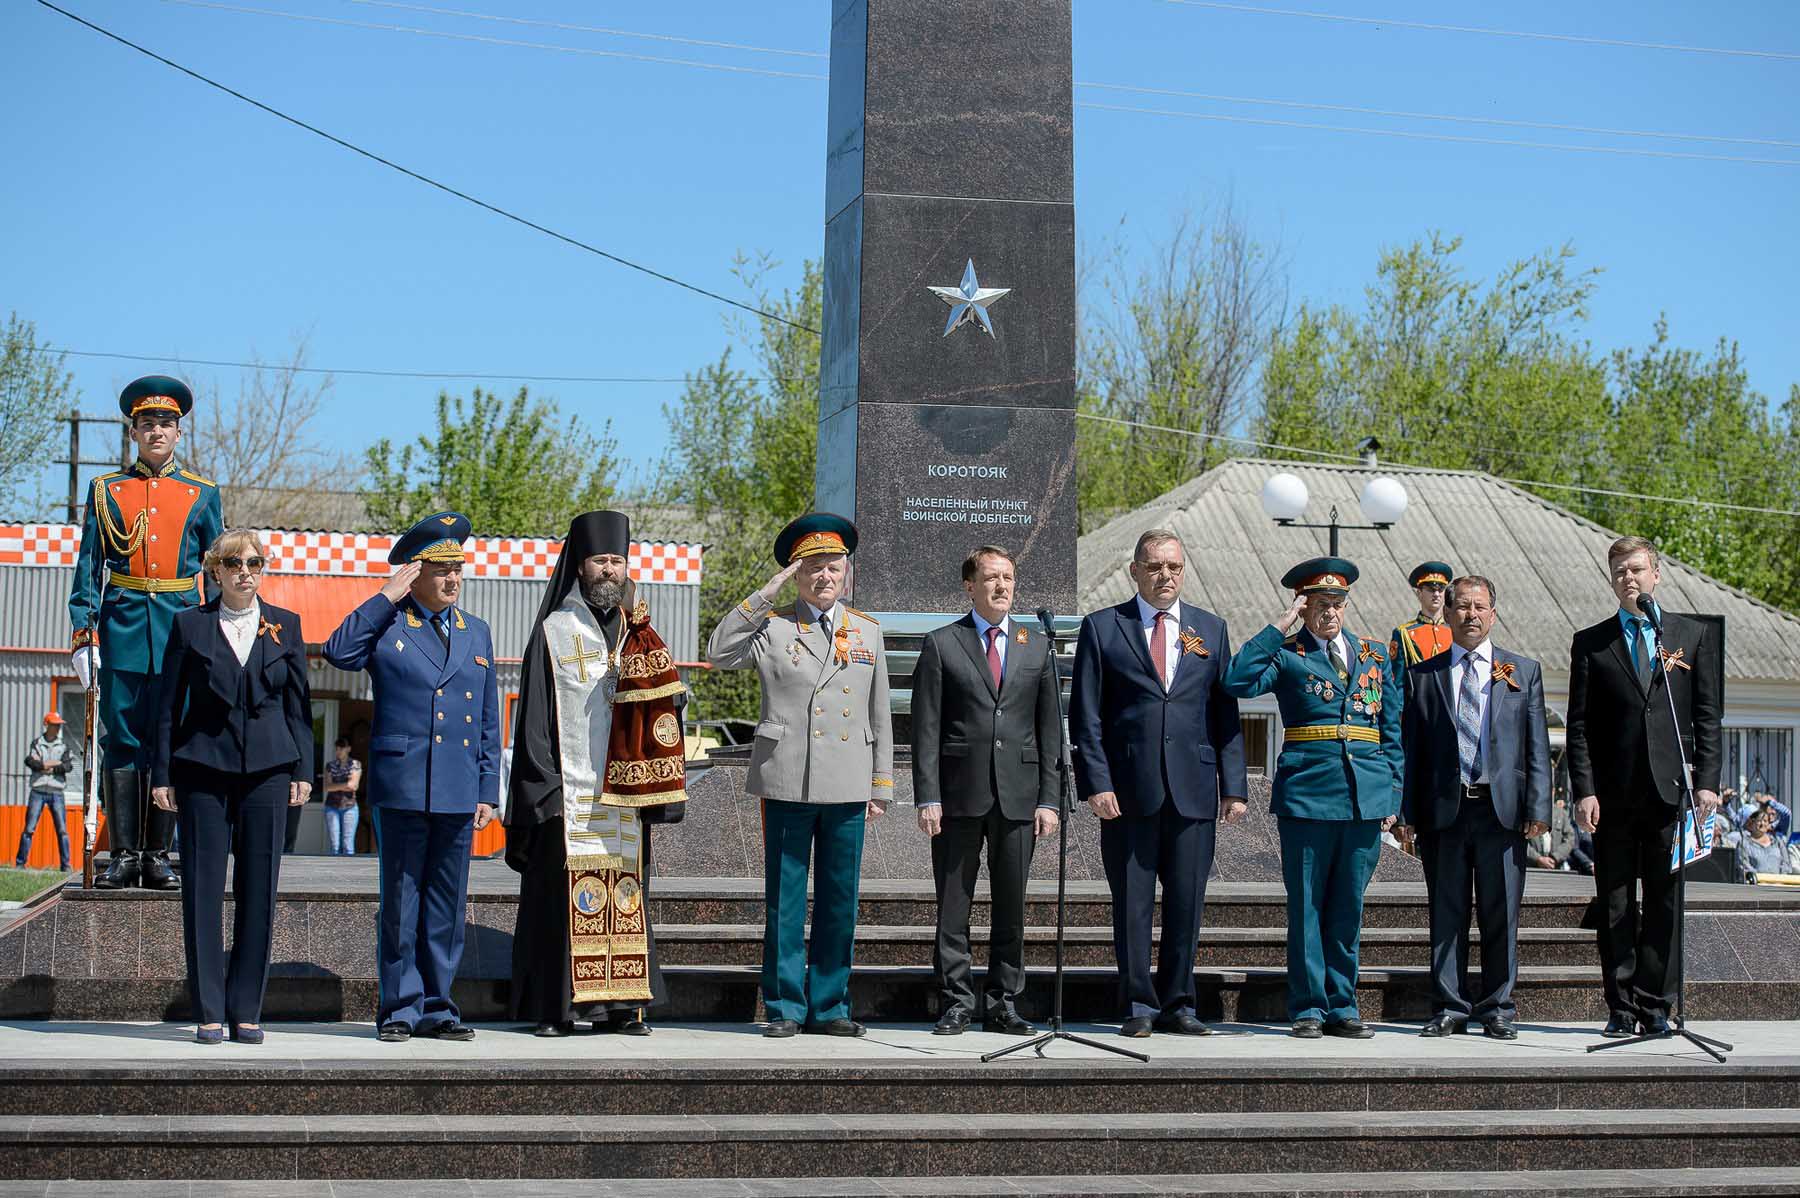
[219,598,261,667]
[1449,639,1494,778]
[803,600,842,631]
[971,610,1010,675]
[1308,628,1352,674]
[1134,594,1181,687]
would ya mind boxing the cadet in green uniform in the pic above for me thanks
[1388,561,1454,686]
[1223,557,1403,1039]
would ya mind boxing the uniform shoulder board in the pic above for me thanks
[843,606,878,625]
[1284,635,1307,654]
[95,470,125,484]
[179,469,217,487]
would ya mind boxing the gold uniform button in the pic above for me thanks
[842,687,851,695]
[437,689,444,697]
[464,715,472,723]
[814,707,824,716]
[840,733,849,741]
[813,730,822,738]
[436,712,444,721]
[465,691,473,700]
[463,738,470,747]
[434,734,442,744]
[842,708,852,717]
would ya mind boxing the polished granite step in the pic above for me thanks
[3,1108,1796,1181]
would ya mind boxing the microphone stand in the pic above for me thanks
[984,612,1147,1064]
[1588,611,1732,1063]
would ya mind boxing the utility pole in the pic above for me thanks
[53,409,130,523]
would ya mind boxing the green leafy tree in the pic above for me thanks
[1077,207,1286,529]
[659,256,821,724]
[0,314,76,518]
[363,386,619,535]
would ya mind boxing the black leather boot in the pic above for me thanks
[139,780,180,891]
[95,768,141,890]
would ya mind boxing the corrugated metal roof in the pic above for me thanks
[1077,458,1800,682]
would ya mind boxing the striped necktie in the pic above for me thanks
[1457,650,1483,783]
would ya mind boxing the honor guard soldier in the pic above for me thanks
[69,375,223,890]
[1389,561,1455,684]
[1223,556,1403,1039]
[707,512,894,1039]
[324,512,500,1043]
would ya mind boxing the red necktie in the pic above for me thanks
[986,626,1003,690]
[1151,610,1170,688]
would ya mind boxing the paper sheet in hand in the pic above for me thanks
[1670,809,1716,873]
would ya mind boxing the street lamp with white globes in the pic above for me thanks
[1260,470,1409,554]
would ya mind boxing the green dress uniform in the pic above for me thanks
[68,377,223,889]
[1222,557,1403,1028]
[705,514,894,1034]
[1388,561,1454,687]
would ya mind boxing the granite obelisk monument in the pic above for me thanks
[817,0,1077,615]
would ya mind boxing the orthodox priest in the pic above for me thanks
[505,511,688,1036]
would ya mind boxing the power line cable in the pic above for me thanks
[158,1,1798,161]
[1076,81,1800,150]
[1158,0,1800,63]
[33,0,821,334]
[49,346,800,385]
[1076,411,1800,517]
[160,0,829,80]
[1076,101,1800,168]
[342,0,828,58]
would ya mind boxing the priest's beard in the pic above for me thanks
[583,578,625,611]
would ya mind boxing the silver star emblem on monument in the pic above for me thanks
[927,258,1011,338]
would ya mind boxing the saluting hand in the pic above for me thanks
[760,559,802,602]
[379,560,423,604]
[1275,593,1308,635]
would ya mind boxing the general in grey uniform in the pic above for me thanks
[706,513,893,1038]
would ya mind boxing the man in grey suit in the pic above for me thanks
[706,513,893,1039]
[911,545,1061,1036]
[1398,574,1551,1039]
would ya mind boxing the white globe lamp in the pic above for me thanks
[1360,476,1408,526]
[1261,472,1310,522]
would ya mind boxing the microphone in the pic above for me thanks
[1036,608,1057,635]
[1635,594,1664,632]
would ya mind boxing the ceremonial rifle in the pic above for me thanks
[81,665,99,889]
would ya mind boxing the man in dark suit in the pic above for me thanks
[912,545,1061,1035]
[324,512,501,1043]
[1398,575,1551,1039]
[1069,529,1248,1038]
[1567,535,1723,1037]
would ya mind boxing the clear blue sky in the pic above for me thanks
[6,1,1797,517]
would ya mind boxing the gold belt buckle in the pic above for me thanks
[1336,723,1351,741]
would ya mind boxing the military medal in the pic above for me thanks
[833,624,852,666]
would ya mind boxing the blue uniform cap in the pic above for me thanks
[773,511,858,568]
[389,511,472,565]
[118,375,194,421]
[1282,555,1359,595]
[1409,561,1454,588]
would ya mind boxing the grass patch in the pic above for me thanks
[0,867,72,904]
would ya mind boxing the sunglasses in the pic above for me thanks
[221,556,267,573]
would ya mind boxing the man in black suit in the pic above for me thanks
[1567,535,1723,1037]
[1398,575,1551,1040]
[1068,529,1248,1038]
[912,545,1061,1035]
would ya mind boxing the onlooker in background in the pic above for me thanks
[1735,806,1790,879]
[1528,796,1577,871]
[16,713,79,871]
[1732,793,1791,840]
[323,738,363,856]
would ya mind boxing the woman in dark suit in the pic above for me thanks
[151,529,314,1044]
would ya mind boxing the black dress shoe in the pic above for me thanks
[1120,1016,1154,1039]
[229,1024,265,1045]
[1481,1017,1518,1040]
[377,1022,412,1043]
[415,1021,476,1041]
[1290,1018,1324,1039]
[612,1019,651,1036]
[983,1013,1035,1035]
[1601,1011,1637,1038]
[1640,1012,1672,1036]
[1324,1019,1374,1039]
[138,851,180,891]
[534,1022,574,1037]
[1154,1013,1212,1036]
[805,1018,867,1038]
[934,1008,972,1035]
[763,1019,800,1038]
[1419,1014,1467,1038]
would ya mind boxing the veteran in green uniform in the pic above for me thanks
[1388,561,1454,686]
[706,513,894,1038]
[1223,557,1403,1039]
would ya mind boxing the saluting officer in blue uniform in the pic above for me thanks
[1223,557,1403,1039]
[324,513,500,1042]
[69,376,224,890]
